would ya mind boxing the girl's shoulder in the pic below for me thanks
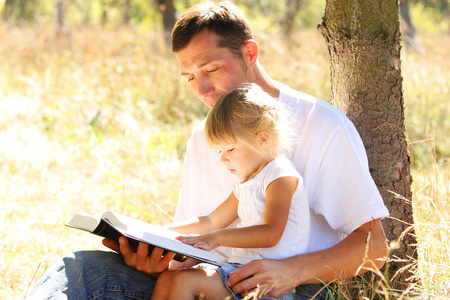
[259,156,301,189]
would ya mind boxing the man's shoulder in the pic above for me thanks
[190,118,207,138]
[279,84,333,112]
[278,84,352,128]
[278,85,319,105]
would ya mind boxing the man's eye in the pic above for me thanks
[187,76,194,83]
[207,68,217,73]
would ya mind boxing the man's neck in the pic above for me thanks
[253,61,280,99]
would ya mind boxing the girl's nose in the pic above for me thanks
[220,153,228,164]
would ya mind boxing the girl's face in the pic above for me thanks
[217,143,268,181]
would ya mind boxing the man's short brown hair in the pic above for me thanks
[171,1,253,59]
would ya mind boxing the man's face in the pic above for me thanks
[175,30,253,108]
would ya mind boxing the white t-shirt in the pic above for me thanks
[229,155,309,264]
[174,84,389,261]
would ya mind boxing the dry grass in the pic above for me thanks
[0,23,448,299]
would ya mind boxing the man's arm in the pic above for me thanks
[227,218,388,298]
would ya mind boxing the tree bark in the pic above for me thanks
[318,0,417,294]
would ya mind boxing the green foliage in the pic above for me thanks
[2,0,327,31]
[2,0,448,36]
[412,0,449,18]
[408,1,450,33]
[402,36,450,168]
[233,0,326,32]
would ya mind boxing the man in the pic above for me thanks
[26,1,389,299]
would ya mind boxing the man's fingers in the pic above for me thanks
[149,246,165,263]
[227,261,274,295]
[228,260,296,298]
[118,236,136,267]
[150,251,175,274]
[230,273,262,295]
[161,251,176,264]
[114,237,175,276]
[135,242,150,271]
[102,238,120,253]
[227,261,259,290]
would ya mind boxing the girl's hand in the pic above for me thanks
[176,233,220,251]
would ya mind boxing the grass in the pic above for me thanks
[0,23,448,299]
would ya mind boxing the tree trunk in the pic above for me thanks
[17,0,31,20]
[56,1,66,32]
[122,0,132,24]
[318,0,417,294]
[400,0,418,50]
[2,0,14,20]
[154,0,177,45]
[283,0,303,35]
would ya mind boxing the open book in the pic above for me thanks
[66,211,220,266]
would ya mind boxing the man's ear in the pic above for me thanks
[244,39,258,67]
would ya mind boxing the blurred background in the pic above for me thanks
[0,0,449,298]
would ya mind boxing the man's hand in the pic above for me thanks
[102,237,175,277]
[227,259,298,298]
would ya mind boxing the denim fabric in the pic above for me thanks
[24,250,334,300]
[293,283,336,300]
[24,251,157,300]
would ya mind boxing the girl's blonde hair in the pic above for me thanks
[205,84,291,161]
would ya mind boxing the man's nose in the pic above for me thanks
[197,77,214,99]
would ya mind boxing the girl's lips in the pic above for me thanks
[229,169,236,174]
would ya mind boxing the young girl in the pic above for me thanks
[151,84,309,300]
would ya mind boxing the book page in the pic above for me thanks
[101,211,177,238]
[66,211,100,232]
[102,212,219,263]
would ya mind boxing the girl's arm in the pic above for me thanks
[179,176,298,250]
[165,192,239,235]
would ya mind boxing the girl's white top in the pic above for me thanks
[229,155,309,264]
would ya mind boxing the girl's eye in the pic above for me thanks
[227,148,235,153]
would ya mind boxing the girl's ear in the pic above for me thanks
[257,131,270,147]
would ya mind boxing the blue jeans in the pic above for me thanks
[25,251,334,300]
